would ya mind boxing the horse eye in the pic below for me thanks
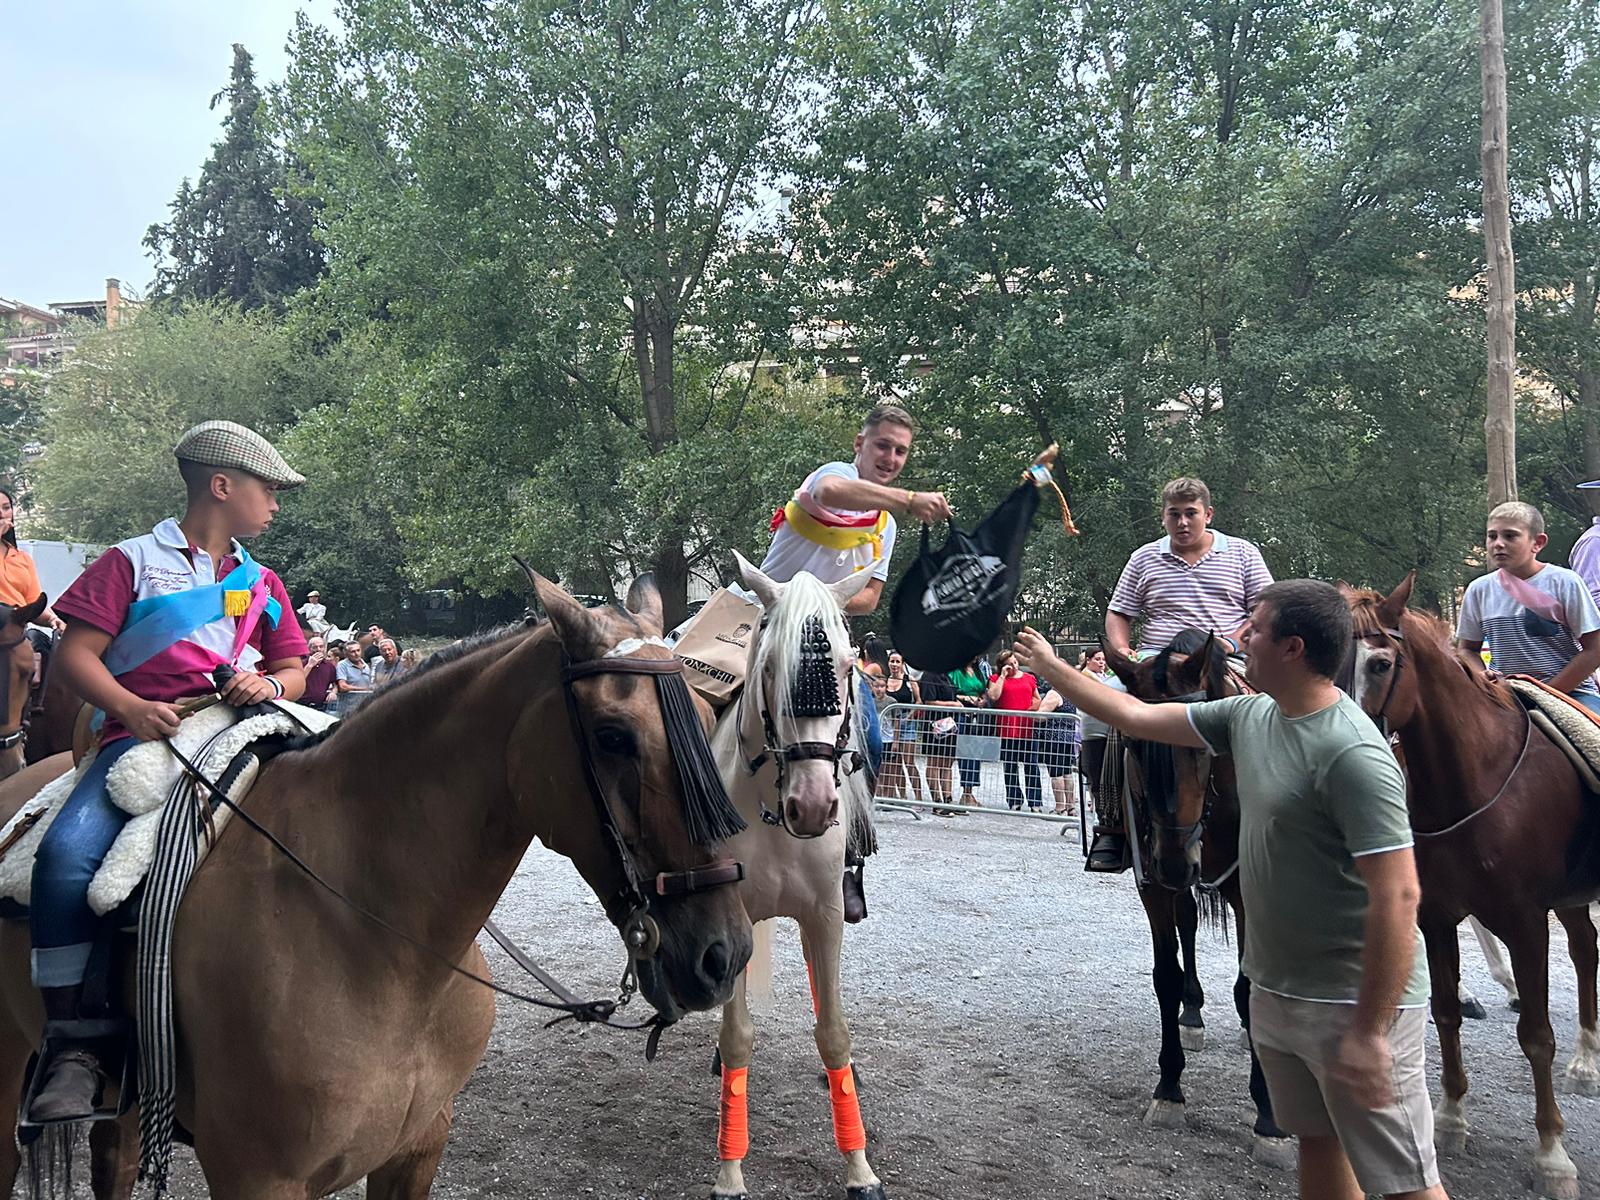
[593,725,637,756]
[1371,660,1392,675]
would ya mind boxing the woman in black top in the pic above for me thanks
[880,652,924,804]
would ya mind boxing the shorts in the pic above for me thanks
[1250,988,1439,1196]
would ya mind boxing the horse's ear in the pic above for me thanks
[734,551,783,609]
[826,567,874,610]
[1167,635,1214,695]
[1334,580,1355,598]
[1103,639,1140,690]
[13,593,46,627]
[529,571,601,658]
[1378,571,1416,629]
[624,574,664,635]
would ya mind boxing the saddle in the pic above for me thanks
[1506,676,1600,794]
[0,700,337,919]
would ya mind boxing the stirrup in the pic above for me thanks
[1085,831,1131,874]
[19,1017,135,1128]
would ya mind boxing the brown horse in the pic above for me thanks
[0,574,753,1198]
[1104,631,1292,1168]
[1346,575,1600,1200]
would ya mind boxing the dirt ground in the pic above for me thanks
[136,810,1600,1198]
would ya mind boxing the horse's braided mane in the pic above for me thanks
[1344,586,1515,711]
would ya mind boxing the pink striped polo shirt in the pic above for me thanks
[1108,530,1274,654]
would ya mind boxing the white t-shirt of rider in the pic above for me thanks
[761,462,897,585]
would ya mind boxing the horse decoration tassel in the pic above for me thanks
[656,670,747,844]
[791,617,842,718]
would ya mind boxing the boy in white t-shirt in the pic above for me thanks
[1457,501,1600,715]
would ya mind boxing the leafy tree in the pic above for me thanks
[283,0,829,624]
[144,44,324,312]
[32,304,352,543]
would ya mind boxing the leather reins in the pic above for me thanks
[165,651,745,1051]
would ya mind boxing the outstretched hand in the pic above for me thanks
[1012,627,1061,679]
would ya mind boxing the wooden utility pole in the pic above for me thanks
[1481,0,1518,505]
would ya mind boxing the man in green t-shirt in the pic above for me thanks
[1014,580,1444,1200]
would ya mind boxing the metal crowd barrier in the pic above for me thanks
[873,702,1086,830]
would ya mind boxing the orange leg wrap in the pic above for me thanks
[719,1066,750,1161]
[806,960,820,1016]
[826,1063,867,1153]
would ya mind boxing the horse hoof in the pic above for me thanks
[1252,1135,1295,1171]
[846,1185,887,1200]
[1510,996,1522,1012]
[1460,996,1488,1021]
[1143,1099,1185,1128]
[1179,1025,1205,1051]
[1239,1028,1253,1052]
[1535,1170,1579,1200]
[1562,1067,1600,1097]
[1435,1127,1468,1157]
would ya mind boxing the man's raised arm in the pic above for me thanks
[1012,628,1206,749]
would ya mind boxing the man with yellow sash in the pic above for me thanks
[764,403,952,920]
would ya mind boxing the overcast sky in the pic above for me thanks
[2,1,331,306]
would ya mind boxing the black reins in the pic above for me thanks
[162,649,745,1054]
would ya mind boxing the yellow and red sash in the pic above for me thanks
[769,492,888,564]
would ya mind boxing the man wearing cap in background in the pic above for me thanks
[298,589,330,635]
[24,419,308,1121]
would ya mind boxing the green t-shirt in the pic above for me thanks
[1186,692,1429,1007]
[949,667,986,699]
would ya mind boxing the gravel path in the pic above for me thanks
[144,807,1599,1198]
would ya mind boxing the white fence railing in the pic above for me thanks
[873,702,1087,832]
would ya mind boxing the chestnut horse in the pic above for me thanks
[1346,575,1600,1200]
[0,574,752,1198]
[1103,630,1292,1168]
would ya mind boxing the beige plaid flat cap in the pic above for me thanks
[174,420,305,488]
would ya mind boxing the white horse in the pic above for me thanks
[704,554,885,1200]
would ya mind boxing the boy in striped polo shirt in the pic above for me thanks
[1457,501,1600,715]
[1090,477,1274,871]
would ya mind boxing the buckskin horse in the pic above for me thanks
[1103,630,1292,1167]
[699,555,887,1200]
[0,573,753,1199]
[1345,575,1600,1200]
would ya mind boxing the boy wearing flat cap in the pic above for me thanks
[26,420,308,1121]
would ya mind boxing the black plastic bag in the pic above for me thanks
[890,482,1039,672]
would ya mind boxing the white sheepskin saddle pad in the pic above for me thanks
[0,701,336,916]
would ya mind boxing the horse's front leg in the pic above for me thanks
[1556,905,1599,1096]
[1140,887,1187,1128]
[1230,900,1292,1168]
[800,911,884,1200]
[1177,888,1204,1050]
[1500,913,1579,1200]
[1422,915,1469,1155]
[713,970,756,1200]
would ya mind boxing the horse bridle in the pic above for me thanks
[0,631,36,752]
[561,652,746,959]
[1129,687,1216,868]
[1354,624,1407,733]
[739,619,860,840]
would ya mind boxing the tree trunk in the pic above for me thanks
[1480,0,1518,507]
[1582,366,1600,516]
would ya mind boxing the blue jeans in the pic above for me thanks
[30,737,142,987]
[1576,693,1600,718]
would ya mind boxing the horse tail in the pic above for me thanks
[747,918,776,1006]
[1195,884,1232,943]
